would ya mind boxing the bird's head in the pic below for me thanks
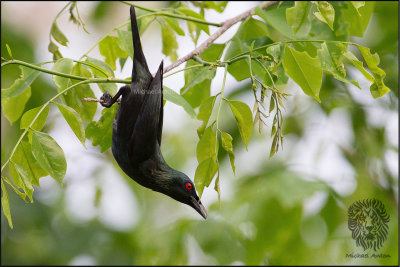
[163,171,207,219]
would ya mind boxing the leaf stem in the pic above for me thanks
[192,56,213,66]
[120,1,222,27]
[2,59,129,84]
[73,59,109,77]
[216,65,228,132]
[163,64,205,78]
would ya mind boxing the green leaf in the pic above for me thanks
[20,105,50,143]
[85,57,114,77]
[164,17,185,36]
[317,42,360,88]
[350,1,365,16]
[86,57,117,94]
[9,162,34,202]
[11,140,48,187]
[20,105,49,131]
[96,81,118,97]
[2,176,27,203]
[227,100,253,150]
[48,40,59,53]
[177,7,210,35]
[181,78,211,109]
[54,102,86,147]
[342,1,374,36]
[193,1,228,13]
[291,41,319,57]
[224,17,272,81]
[220,131,235,174]
[343,48,389,98]
[266,43,289,85]
[271,125,277,137]
[52,58,73,93]
[269,98,276,113]
[1,86,31,125]
[163,86,196,118]
[356,45,390,98]
[181,65,215,96]
[86,105,117,152]
[286,1,312,34]
[282,45,322,102]
[99,36,128,70]
[64,63,97,122]
[235,17,270,40]
[48,40,63,60]
[181,44,225,108]
[270,133,279,157]
[197,95,217,137]
[214,173,220,202]
[135,9,154,35]
[313,1,335,31]
[186,20,200,45]
[1,66,40,98]
[1,179,13,229]
[161,20,178,61]
[176,4,207,45]
[31,131,67,185]
[197,126,217,163]
[257,5,299,39]
[51,21,69,46]
[343,50,374,81]
[117,30,133,59]
[194,157,218,198]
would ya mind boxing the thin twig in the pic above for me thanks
[163,1,278,74]
[83,97,120,103]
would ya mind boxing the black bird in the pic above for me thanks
[100,6,206,219]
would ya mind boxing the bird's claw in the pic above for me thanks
[100,91,112,108]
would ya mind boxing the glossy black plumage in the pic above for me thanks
[100,6,206,219]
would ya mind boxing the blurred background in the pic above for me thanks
[1,1,398,265]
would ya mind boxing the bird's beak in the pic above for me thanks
[189,195,207,219]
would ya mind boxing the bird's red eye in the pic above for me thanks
[185,183,192,190]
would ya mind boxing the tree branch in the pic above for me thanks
[163,1,278,74]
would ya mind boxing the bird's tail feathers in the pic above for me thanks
[130,6,151,81]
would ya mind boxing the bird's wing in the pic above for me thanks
[128,61,164,164]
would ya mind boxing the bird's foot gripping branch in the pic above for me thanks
[1,1,391,228]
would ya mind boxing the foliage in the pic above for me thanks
[0,0,394,238]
